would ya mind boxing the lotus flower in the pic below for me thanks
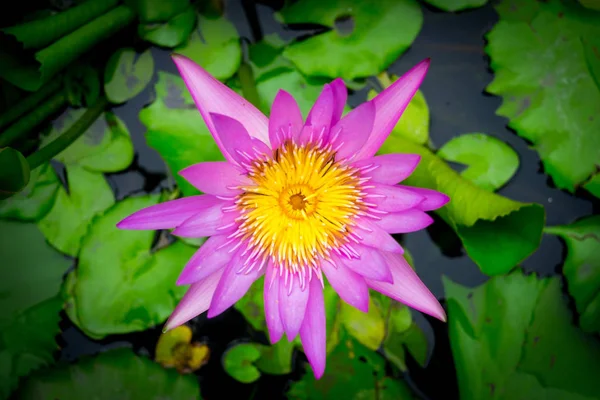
[117,55,449,378]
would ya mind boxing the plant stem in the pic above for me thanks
[0,79,62,131]
[27,96,108,169]
[0,90,67,148]
[238,62,261,110]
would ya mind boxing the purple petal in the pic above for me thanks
[330,101,375,161]
[207,249,264,318]
[279,272,310,340]
[355,59,430,160]
[367,184,425,212]
[179,161,252,196]
[322,256,369,312]
[304,84,334,140]
[340,244,393,283]
[374,209,434,234]
[299,277,326,379]
[210,113,271,167]
[330,78,347,125]
[116,195,224,230]
[397,186,450,211]
[177,235,234,285]
[269,90,304,149]
[264,261,284,343]
[171,203,236,238]
[366,251,446,322]
[353,154,421,185]
[171,55,269,161]
[164,268,224,331]
[356,218,404,254]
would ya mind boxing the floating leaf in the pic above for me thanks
[175,12,241,81]
[155,325,210,373]
[380,135,545,275]
[16,348,201,399]
[578,0,600,11]
[64,195,196,338]
[279,0,422,80]
[255,340,294,375]
[583,172,600,199]
[437,133,519,192]
[249,34,294,82]
[486,0,600,191]
[223,343,262,384]
[422,0,487,12]
[125,0,190,23]
[139,72,223,196]
[444,270,600,400]
[38,165,114,256]
[138,6,196,48]
[104,48,154,104]
[546,216,600,334]
[0,147,29,200]
[339,298,385,351]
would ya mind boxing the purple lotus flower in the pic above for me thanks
[118,55,449,378]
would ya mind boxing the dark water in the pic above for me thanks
[56,2,599,400]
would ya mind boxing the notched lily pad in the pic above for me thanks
[223,343,262,384]
[104,48,154,104]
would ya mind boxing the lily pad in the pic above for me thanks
[437,133,519,192]
[139,72,224,196]
[339,298,385,351]
[486,0,600,192]
[546,216,600,334]
[279,0,423,80]
[444,270,600,400]
[223,343,262,384]
[155,325,210,373]
[38,165,115,256]
[380,135,545,276]
[125,0,190,23]
[256,70,326,117]
[249,34,294,82]
[104,48,154,104]
[138,6,196,48]
[583,173,600,199]
[422,0,487,12]
[16,348,201,399]
[0,147,29,200]
[63,195,196,338]
[254,340,294,375]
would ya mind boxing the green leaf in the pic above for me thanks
[437,133,519,192]
[279,0,422,80]
[104,48,154,104]
[125,0,190,23]
[249,34,295,82]
[422,0,487,12]
[64,62,100,107]
[37,165,115,256]
[16,348,201,399]
[234,276,266,332]
[255,340,294,375]
[43,108,134,172]
[486,0,600,192]
[223,343,262,384]
[380,135,545,275]
[0,147,30,200]
[583,172,600,199]
[138,6,196,48]
[444,270,600,400]
[339,298,385,351]
[546,216,600,334]
[175,12,241,81]
[64,195,196,338]
[139,72,224,196]
[0,163,59,221]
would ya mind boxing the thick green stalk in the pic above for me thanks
[238,62,261,110]
[0,79,62,131]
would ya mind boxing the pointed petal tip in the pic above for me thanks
[310,361,326,380]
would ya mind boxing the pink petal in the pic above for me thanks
[210,113,271,167]
[367,184,425,212]
[330,101,375,161]
[299,277,326,379]
[397,186,450,211]
[279,273,310,340]
[171,203,236,238]
[355,59,430,160]
[116,195,224,230]
[207,249,264,318]
[269,90,304,149]
[356,218,404,254]
[321,256,369,312]
[353,154,421,185]
[366,251,446,322]
[172,55,269,162]
[374,209,434,234]
[164,268,225,331]
[179,161,252,196]
[330,78,347,125]
[177,235,233,285]
[304,84,334,141]
[340,244,393,283]
[264,261,284,343]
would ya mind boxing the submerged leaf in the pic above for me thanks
[104,48,154,104]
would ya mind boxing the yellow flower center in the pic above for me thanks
[233,141,368,275]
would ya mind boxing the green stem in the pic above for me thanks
[0,79,62,131]
[238,62,261,110]
[27,96,108,169]
[0,90,67,148]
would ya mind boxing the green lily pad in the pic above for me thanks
[422,0,487,12]
[279,0,422,80]
[0,147,30,200]
[43,108,134,173]
[63,195,196,339]
[486,0,600,192]
[583,172,600,199]
[254,340,294,375]
[104,48,154,104]
[339,298,385,351]
[444,270,600,400]
[138,6,196,48]
[139,72,224,196]
[37,165,114,257]
[249,34,294,82]
[223,343,262,384]
[16,348,201,399]
[380,135,545,276]
[546,216,600,334]
[437,133,519,192]
[125,0,190,23]
[175,12,241,81]
[0,163,59,221]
